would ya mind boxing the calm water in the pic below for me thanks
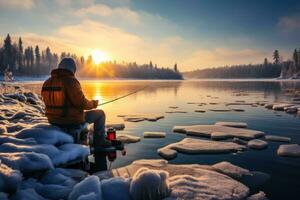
[25,80,300,200]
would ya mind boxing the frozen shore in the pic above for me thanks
[0,83,272,200]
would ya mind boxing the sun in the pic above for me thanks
[91,50,110,64]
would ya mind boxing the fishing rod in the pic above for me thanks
[98,86,148,106]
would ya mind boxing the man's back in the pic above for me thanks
[42,68,95,125]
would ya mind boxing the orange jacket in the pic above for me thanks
[41,68,96,125]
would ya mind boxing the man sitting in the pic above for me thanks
[41,57,110,148]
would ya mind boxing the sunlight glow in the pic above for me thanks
[91,50,110,64]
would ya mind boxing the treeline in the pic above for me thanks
[0,34,182,79]
[184,49,300,79]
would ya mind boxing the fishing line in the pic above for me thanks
[98,86,148,106]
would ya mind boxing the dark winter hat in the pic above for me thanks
[58,57,76,74]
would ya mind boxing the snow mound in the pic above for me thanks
[248,139,268,150]
[15,123,73,145]
[0,135,37,145]
[40,168,87,185]
[158,138,245,160]
[117,134,141,143]
[144,132,166,138]
[0,152,53,174]
[101,177,131,200]
[215,121,248,128]
[20,178,72,200]
[277,144,300,157]
[11,189,46,200]
[130,167,170,200]
[0,161,22,193]
[173,124,264,140]
[68,175,103,200]
[0,143,89,166]
[212,161,251,179]
[265,135,291,142]
[247,191,268,200]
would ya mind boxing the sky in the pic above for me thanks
[0,0,299,71]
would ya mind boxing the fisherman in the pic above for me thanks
[41,57,111,148]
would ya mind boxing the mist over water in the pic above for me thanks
[25,80,300,200]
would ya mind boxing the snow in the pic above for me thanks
[215,121,248,128]
[101,177,131,200]
[211,131,232,140]
[14,123,74,145]
[173,124,264,140]
[130,167,170,200]
[0,135,37,145]
[0,152,53,174]
[272,104,294,111]
[265,135,291,142]
[158,138,245,160]
[277,144,300,157]
[248,139,268,150]
[11,189,46,200]
[0,192,8,200]
[0,161,22,193]
[116,133,141,143]
[0,143,89,166]
[106,159,250,200]
[68,175,103,200]
[143,132,166,138]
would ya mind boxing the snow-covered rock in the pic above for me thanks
[0,152,53,174]
[144,132,166,138]
[215,121,248,128]
[248,139,268,150]
[277,144,300,157]
[173,124,264,140]
[158,138,245,160]
[130,167,170,200]
[265,135,291,143]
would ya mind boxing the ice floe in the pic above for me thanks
[173,124,264,140]
[277,144,300,157]
[116,134,141,143]
[118,114,164,122]
[215,121,248,128]
[248,139,268,150]
[158,138,245,160]
[265,135,291,142]
[143,132,166,138]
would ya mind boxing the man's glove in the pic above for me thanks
[92,100,99,108]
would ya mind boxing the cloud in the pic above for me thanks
[277,14,300,33]
[182,48,269,69]
[76,4,140,25]
[0,0,34,9]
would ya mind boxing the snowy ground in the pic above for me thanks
[0,83,272,199]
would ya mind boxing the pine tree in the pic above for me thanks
[149,61,153,68]
[3,34,12,69]
[174,63,178,72]
[273,50,280,64]
[264,58,268,66]
[45,47,52,67]
[29,47,34,68]
[293,49,298,71]
[35,45,41,66]
[18,37,23,69]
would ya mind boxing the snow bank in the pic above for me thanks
[0,152,53,174]
[11,189,46,200]
[0,135,37,145]
[101,177,131,200]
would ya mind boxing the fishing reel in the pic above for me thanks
[106,127,126,162]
